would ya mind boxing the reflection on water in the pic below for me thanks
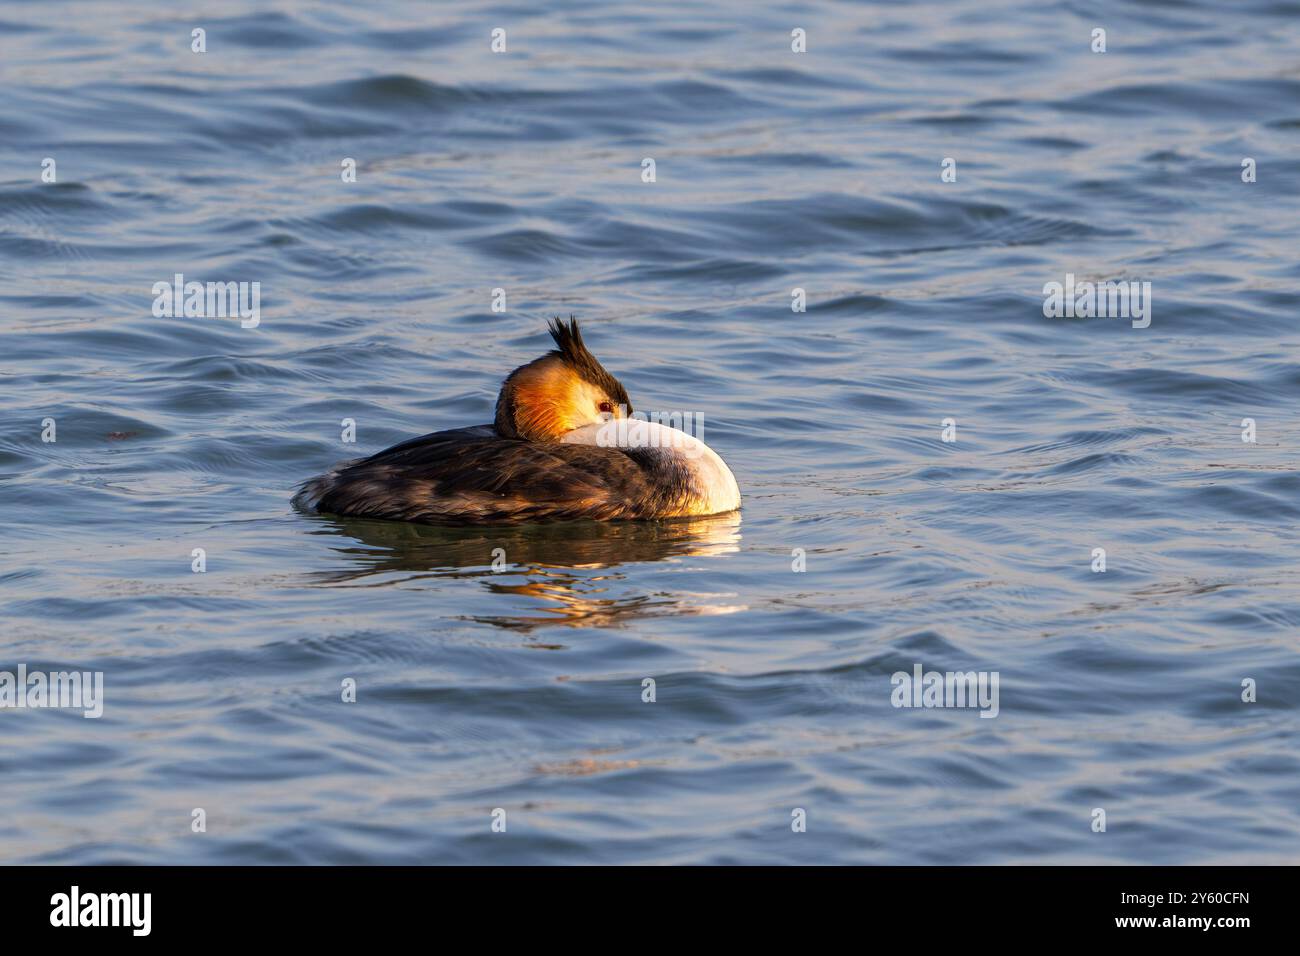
[304,511,745,631]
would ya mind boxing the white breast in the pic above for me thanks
[560,419,741,516]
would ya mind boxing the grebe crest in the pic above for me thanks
[495,317,633,442]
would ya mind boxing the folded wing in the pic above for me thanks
[295,427,678,524]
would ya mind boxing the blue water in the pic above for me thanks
[2,0,1299,864]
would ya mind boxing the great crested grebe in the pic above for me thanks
[294,318,740,524]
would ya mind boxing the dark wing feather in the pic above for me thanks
[296,427,678,524]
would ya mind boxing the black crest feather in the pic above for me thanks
[547,316,632,414]
[548,315,590,364]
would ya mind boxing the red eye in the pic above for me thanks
[598,401,614,414]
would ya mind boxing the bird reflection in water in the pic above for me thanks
[303,512,744,633]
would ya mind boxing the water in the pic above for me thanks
[2,0,1298,864]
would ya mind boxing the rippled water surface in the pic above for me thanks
[2,1,1299,864]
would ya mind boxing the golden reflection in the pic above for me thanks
[303,512,744,632]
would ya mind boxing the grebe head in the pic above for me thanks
[494,317,634,442]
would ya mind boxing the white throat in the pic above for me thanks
[560,419,741,516]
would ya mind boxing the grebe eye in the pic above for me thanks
[598,401,614,414]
